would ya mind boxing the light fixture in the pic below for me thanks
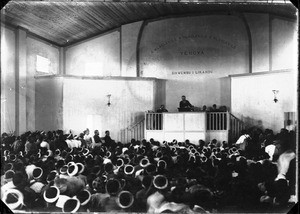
[272,90,279,103]
[107,94,111,107]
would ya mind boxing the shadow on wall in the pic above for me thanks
[241,115,264,130]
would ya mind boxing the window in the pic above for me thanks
[36,55,50,74]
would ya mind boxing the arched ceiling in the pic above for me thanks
[0,0,297,47]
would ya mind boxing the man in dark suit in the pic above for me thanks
[179,95,194,111]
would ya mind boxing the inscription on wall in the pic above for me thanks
[150,34,236,54]
[172,70,213,75]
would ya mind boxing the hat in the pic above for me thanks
[153,175,168,190]
[56,159,65,169]
[47,170,59,183]
[62,198,80,213]
[91,165,101,176]
[40,141,48,148]
[9,154,17,162]
[145,164,156,175]
[140,158,150,168]
[67,162,78,177]
[55,195,71,208]
[116,158,124,168]
[104,162,114,174]
[76,163,85,174]
[157,160,167,170]
[124,164,135,175]
[4,163,14,171]
[83,148,89,156]
[106,179,121,195]
[32,167,43,180]
[4,170,15,182]
[55,149,61,156]
[43,186,60,203]
[60,165,68,175]
[4,150,10,156]
[76,189,91,206]
[117,191,134,209]
[2,188,24,210]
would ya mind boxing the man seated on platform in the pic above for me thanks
[179,95,194,112]
[156,105,168,113]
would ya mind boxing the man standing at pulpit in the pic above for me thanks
[179,95,194,111]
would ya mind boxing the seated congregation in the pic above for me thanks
[1,127,296,213]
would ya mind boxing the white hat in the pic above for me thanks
[40,141,48,148]
[62,198,81,213]
[76,163,85,174]
[32,167,43,180]
[265,144,276,161]
[2,189,24,210]
[25,164,36,180]
[76,189,91,206]
[67,162,78,177]
[43,186,60,203]
[117,191,134,209]
[153,175,168,190]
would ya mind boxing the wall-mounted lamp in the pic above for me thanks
[107,94,111,107]
[272,90,279,103]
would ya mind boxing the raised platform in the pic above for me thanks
[145,111,230,144]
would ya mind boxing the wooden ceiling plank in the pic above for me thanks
[89,3,119,27]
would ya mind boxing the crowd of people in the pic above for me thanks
[1,126,297,213]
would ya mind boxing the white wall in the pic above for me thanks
[121,21,143,77]
[231,71,297,132]
[1,27,16,133]
[63,78,158,140]
[65,30,121,76]
[27,36,60,130]
[139,15,249,111]
[271,18,297,71]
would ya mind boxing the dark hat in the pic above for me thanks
[54,149,61,156]
[91,165,101,176]
[43,186,60,203]
[104,162,114,174]
[145,164,157,175]
[4,163,14,171]
[66,147,73,154]
[4,170,15,181]
[2,189,24,210]
[157,160,167,170]
[32,167,43,180]
[117,191,134,209]
[56,159,65,169]
[62,198,80,213]
[47,170,59,183]
[76,189,91,206]
[153,175,168,190]
[106,179,121,195]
